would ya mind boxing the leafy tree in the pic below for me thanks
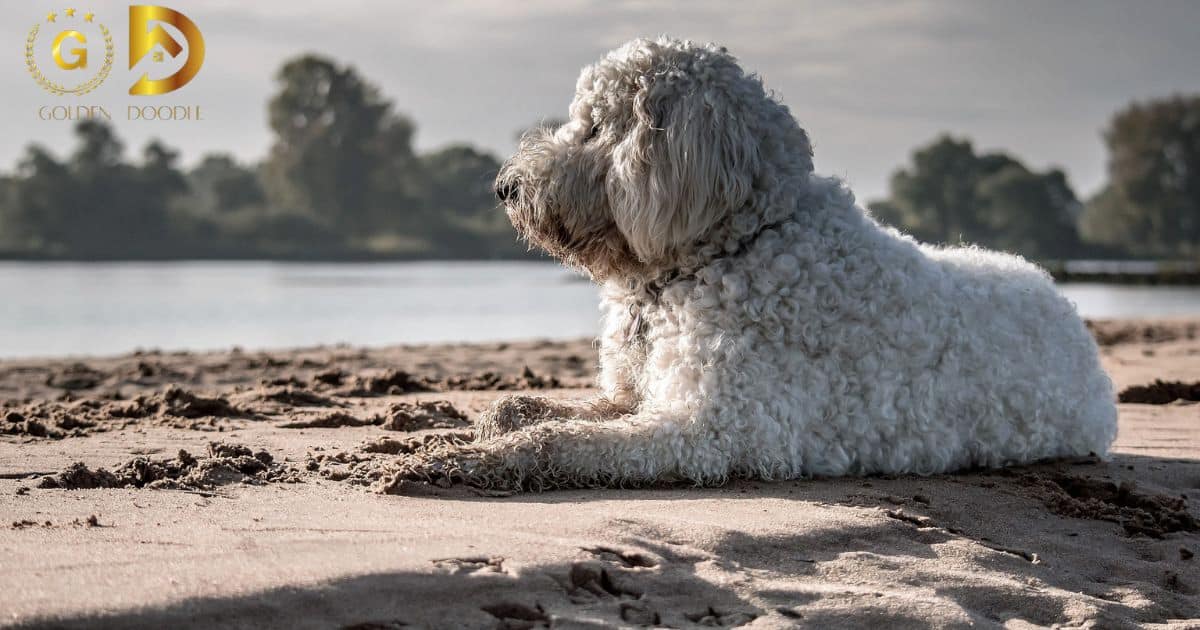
[140,141,188,204]
[883,137,993,243]
[7,146,75,254]
[420,144,502,219]
[975,166,1082,259]
[67,121,128,255]
[262,55,421,238]
[187,154,265,215]
[0,121,191,257]
[871,135,1085,259]
[1079,94,1200,257]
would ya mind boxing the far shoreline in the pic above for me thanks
[2,256,1197,285]
[0,317,1195,365]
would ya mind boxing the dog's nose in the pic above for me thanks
[495,179,519,202]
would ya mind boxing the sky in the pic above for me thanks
[4,0,1199,202]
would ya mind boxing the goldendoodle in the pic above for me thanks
[387,37,1117,492]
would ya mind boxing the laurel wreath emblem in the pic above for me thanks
[25,22,113,96]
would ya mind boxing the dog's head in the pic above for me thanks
[496,37,813,280]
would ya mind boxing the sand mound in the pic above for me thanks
[381,401,468,431]
[254,386,345,408]
[311,369,347,387]
[1118,380,1200,404]
[1023,471,1199,538]
[45,363,105,390]
[114,386,255,420]
[1,386,263,439]
[336,370,436,397]
[279,411,380,429]
[36,442,300,491]
[330,367,578,397]
[1086,319,1198,346]
[440,366,568,391]
[2,404,98,439]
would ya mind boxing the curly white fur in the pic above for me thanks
[388,37,1117,492]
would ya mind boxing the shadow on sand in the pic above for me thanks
[16,454,1200,630]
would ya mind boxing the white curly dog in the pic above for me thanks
[390,37,1117,492]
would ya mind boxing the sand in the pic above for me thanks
[1,322,1198,629]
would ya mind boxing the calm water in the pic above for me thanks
[1,262,1197,359]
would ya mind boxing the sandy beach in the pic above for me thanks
[2,319,1198,629]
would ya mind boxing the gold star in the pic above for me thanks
[46,11,57,22]
[83,12,94,22]
[65,8,76,17]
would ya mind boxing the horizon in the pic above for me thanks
[3,1,1198,202]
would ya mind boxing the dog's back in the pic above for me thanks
[596,175,1117,478]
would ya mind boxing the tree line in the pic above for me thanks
[0,54,1195,261]
[870,95,1200,260]
[0,55,519,260]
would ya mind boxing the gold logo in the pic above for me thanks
[26,8,114,96]
[128,5,205,96]
[25,6,204,98]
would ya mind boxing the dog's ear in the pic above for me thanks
[606,81,762,264]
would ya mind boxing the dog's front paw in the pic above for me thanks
[378,443,528,495]
[378,445,482,494]
[475,395,557,441]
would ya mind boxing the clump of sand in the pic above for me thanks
[44,363,105,390]
[331,366,575,397]
[279,411,380,429]
[36,442,300,491]
[1086,318,1199,346]
[335,369,435,397]
[113,385,257,420]
[440,366,569,391]
[1021,470,1199,537]
[254,387,343,408]
[2,405,97,439]
[1118,380,1200,404]
[1,385,254,439]
[381,401,468,431]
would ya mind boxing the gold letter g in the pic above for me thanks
[52,30,88,70]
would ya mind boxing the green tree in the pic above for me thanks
[140,141,188,204]
[975,166,1082,259]
[416,144,526,257]
[870,135,1085,259]
[2,121,190,258]
[880,137,996,243]
[263,55,422,239]
[7,146,75,254]
[187,154,265,215]
[1079,94,1200,258]
[420,144,502,219]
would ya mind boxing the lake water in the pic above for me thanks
[1,261,1197,359]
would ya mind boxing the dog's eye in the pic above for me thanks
[583,124,600,143]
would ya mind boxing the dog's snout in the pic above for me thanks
[495,179,520,202]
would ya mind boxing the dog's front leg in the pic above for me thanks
[473,394,631,441]
[384,411,729,492]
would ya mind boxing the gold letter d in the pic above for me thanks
[128,6,204,95]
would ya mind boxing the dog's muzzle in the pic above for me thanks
[495,178,520,202]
